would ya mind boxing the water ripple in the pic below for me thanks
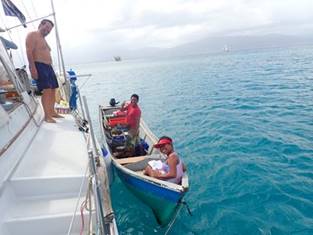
[74,46,313,234]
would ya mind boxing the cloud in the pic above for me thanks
[3,0,313,65]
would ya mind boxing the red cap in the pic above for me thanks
[154,138,172,148]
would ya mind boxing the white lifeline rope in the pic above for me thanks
[67,135,91,234]
[164,204,184,235]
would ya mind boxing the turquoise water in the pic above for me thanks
[73,46,313,234]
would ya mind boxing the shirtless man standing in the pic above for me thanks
[26,19,62,123]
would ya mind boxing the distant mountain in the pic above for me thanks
[64,34,313,64]
[123,34,313,60]
[167,34,313,56]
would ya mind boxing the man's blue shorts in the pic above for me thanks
[35,62,59,91]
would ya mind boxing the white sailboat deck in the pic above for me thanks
[1,114,90,235]
[14,114,88,178]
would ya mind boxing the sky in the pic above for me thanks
[1,0,313,65]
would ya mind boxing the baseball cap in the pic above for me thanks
[154,137,172,148]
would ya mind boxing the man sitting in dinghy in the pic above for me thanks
[114,94,141,136]
[112,94,141,156]
[144,136,186,184]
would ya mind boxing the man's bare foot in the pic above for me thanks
[45,117,56,123]
[52,113,64,118]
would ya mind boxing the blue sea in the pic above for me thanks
[72,46,313,235]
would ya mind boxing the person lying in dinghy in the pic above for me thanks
[144,136,186,184]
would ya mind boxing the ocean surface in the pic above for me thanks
[72,46,313,235]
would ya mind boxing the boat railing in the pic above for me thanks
[82,96,116,235]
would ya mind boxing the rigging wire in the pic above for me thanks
[0,6,9,29]
[0,10,24,65]
[80,175,97,235]
[20,0,36,29]
[80,199,87,235]
[23,0,37,28]
[6,1,26,66]
[68,128,92,234]
[13,27,26,66]
[30,0,39,20]
[78,74,92,90]
[0,1,27,67]
[18,0,42,66]
[67,158,90,235]
[7,30,25,67]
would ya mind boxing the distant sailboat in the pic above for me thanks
[113,56,122,61]
[223,45,230,52]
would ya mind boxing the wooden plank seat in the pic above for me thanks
[115,153,164,165]
[115,156,146,165]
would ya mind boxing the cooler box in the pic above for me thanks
[108,117,127,127]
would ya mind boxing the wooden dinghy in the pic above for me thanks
[99,105,189,225]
